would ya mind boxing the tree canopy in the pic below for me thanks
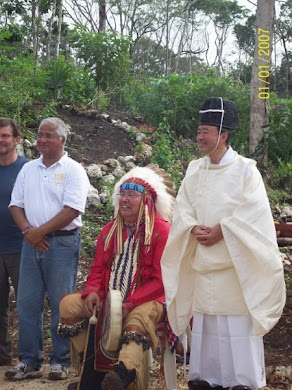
[0,0,291,191]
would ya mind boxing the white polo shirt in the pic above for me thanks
[10,152,90,230]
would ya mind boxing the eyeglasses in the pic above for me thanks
[36,133,62,140]
[0,134,14,140]
[117,192,143,199]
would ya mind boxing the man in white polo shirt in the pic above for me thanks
[5,117,90,381]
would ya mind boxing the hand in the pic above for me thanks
[24,227,50,250]
[191,225,211,237]
[84,293,101,317]
[191,224,223,247]
[35,239,50,252]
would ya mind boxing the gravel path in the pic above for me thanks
[0,364,76,390]
[1,363,291,390]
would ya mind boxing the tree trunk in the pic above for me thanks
[165,0,170,76]
[47,0,57,61]
[249,0,275,169]
[99,0,106,32]
[280,34,291,99]
[175,0,197,73]
[31,0,38,60]
[55,0,63,59]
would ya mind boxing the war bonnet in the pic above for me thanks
[105,164,175,254]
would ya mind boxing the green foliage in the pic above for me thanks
[192,0,246,26]
[266,187,291,208]
[46,58,72,100]
[1,23,22,43]
[93,91,111,111]
[234,14,256,59]
[150,119,175,171]
[275,52,292,99]
[277,0,292,44]
[228,62,252,85]
[0,55,48,124]
[1,0,26,16]
[269,97,292,165]
[69,27,131,92]
[134,142,144,154]
[0,31,289,200]
[274,1,292,98]
[34,102,58,122]
[97,179,116,217]
[121,70,251,153]
[0,24,24,59]
[131,37,175,77]
[61,66,96,106]
[267,160,292,194]
[120,74,152,116]
[80,216,101,258]
[150,118,195,189]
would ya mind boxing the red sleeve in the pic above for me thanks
[124,218,170,308]
[81,222,113,302]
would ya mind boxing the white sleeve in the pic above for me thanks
[9,165,26,209]
[63,163,90,214]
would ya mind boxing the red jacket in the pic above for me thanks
[82,215,170,310]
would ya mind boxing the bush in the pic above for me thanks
[150,119,175,171]
[150,118,196,189]
[69,27,131,93]
[269,97,292,165]
[0,55,48,123]
[121,70,251,148]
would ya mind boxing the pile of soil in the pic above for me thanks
[59,107,137,165]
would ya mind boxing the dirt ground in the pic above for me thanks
[59,106,138,165]
[1,106,291,389]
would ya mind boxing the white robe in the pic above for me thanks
[189,313,266,388]
[161,149,286,337]
[161,149,286,387]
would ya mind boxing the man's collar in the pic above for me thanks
[38,151,68,167]
[219,146,235,165]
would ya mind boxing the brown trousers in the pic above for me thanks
[59,293,165,370]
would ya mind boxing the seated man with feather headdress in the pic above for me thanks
[58,164,177,390]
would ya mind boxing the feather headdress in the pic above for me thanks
[104,164,176,254]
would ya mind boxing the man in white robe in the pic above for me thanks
[161,97,286,390]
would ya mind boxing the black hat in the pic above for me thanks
[199,97,238,130]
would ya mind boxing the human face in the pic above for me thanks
[37,123,65,162]
[0,126,20,158]
[196,124,221,155]
[196,124,228,157]
[118,190,143,224]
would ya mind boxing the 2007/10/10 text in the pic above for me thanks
[257,28,270,100]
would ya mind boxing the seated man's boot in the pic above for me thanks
[188,378,212,389]
[101,361,136,390]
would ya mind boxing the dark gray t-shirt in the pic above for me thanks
[0,155,29,254]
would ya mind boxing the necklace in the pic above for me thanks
[124,221,137,227]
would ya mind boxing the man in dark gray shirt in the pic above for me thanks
[0,118,28,366]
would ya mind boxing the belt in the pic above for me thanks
[47,228,78,237]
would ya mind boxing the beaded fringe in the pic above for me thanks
[70,340,83,375]
[133,349,150,390]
